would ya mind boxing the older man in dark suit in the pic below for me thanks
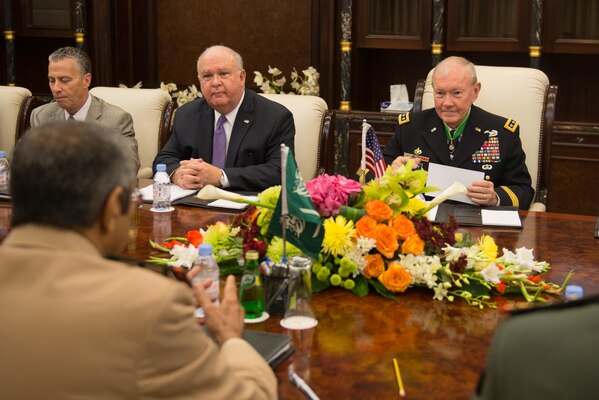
[154,45,295,192]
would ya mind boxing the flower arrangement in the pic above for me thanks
[118,81,202,107]
[148,162,572,309]
[254,66,320,96]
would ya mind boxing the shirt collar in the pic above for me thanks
[65,93,92,121]
[214,90,245,126]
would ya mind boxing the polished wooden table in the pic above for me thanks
[1,201,597,399]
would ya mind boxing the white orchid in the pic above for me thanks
[167,244,198,269]
[254,66,320,95]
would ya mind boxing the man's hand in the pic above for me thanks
[468,180,498,207]
[191,275,245,346]
[391,156,421,170]
[172,159,222,189]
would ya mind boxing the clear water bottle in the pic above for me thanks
[192,243,220,318]
[152,163,171,211]
[0,150,9,192]
[239,250,265,319]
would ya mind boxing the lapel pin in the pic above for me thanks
[430,127,437,133]
[243,119,250,124]
[475,127,482,133]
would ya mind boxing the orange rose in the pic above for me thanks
[374,224,399,259]
[355,215,378,239]
[363,253,385,279]
[365,200,394,222]
[388,214,416,240]
[401,233,425,255]
[378,261,412,292]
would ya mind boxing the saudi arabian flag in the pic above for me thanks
[268,145,324,260]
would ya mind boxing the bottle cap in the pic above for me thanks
[198,243,213,256]
[156,164,167,172]
[0,150,5,157]
[246,250,259,260]
[565,285,583,300]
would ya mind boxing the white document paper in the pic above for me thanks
[481,209,522,228]
[139,184,197,202]
[208,196,258,210]
[426,163,485,205]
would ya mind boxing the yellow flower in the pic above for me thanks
[479,234,498,261]
[322,215,356,257]
[403,197,427,216]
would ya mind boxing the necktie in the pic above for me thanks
[212,115,227,168]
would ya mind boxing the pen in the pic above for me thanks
[289,369,319,400]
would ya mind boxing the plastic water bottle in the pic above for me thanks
[0,151,9,192]
[564,285,583,301]
[152,163,171,211]
[192,243,220,318]
[239,250,265,319]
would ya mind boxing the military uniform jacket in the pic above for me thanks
[382,106,534,210]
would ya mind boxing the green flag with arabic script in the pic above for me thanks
[268,145,323,260]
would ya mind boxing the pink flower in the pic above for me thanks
[306,174,362,217]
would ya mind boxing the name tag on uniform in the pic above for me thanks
[404,152,430,163]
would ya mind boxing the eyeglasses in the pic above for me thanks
[131,188,143,209]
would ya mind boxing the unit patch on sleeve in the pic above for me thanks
[504,118,519,132]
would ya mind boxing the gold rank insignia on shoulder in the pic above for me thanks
[398,112,410,125]
[504,118,519,132]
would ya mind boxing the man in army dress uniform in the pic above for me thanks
[383,56,534,210]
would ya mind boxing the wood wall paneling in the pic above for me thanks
[156,0,313,95]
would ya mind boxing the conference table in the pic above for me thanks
[1,200,597,400]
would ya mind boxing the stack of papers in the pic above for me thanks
[139,184,197,203]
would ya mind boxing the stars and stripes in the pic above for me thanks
[363,123,387,179]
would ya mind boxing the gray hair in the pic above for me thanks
[49,46,92,75]
[432,56,478,87]
[197,45,244,71]
[11,122,136,229]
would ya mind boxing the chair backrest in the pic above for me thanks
[414,65,557,205]
[259,93,333,181]
[0,85,34,157]
[89,86,174,178]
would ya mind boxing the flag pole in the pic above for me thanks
[280,144,289,263]
[358,119,367,184]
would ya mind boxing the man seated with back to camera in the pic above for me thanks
[0,122,276,399]
[30,46,140,172]
[153,45,295,192]
[382,56,534,210]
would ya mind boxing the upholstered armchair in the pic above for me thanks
[259,94,334,181]
[414,66,558,211]
[89,87,175,178]
[0,85,35,156]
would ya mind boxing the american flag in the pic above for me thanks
[363,123,387,179]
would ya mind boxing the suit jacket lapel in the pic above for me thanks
[226,90,254,167]
[421,112,451,165]
[196,103,214,161]
[451,106,487,166]
[86,95,102,122]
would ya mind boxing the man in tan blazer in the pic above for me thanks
[30,46,140,172]
[0,122,276,399]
